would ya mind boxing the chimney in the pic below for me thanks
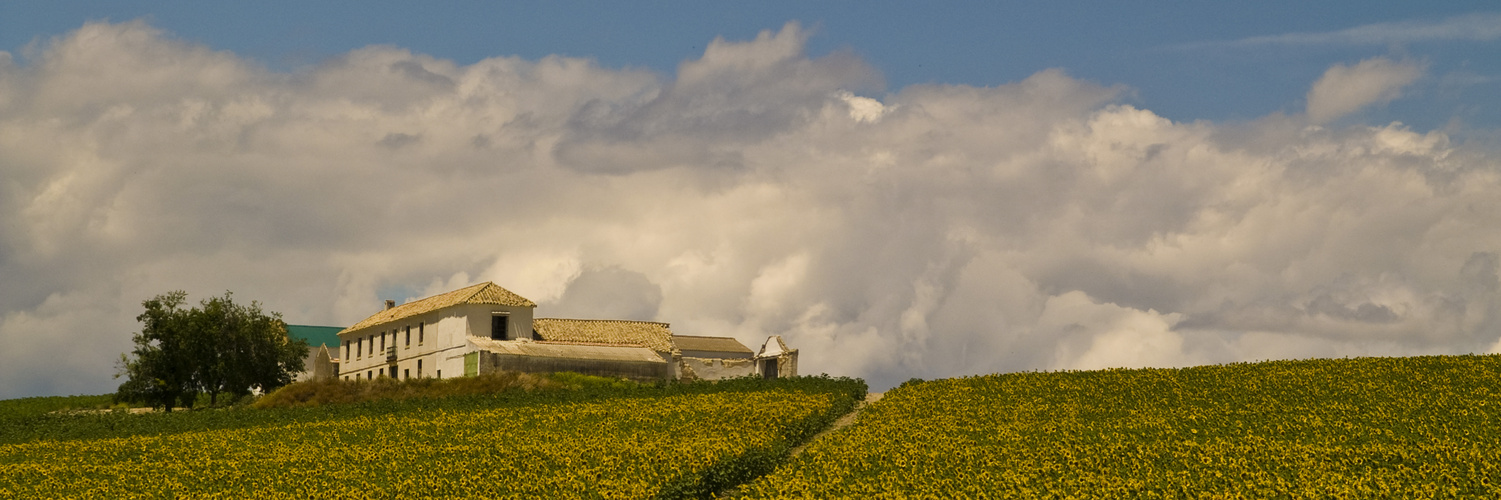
[384,299,396,310]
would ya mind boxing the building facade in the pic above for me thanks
[334,281,797,382]
[287,324,343,382]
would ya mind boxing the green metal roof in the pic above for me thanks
[286,325,345,348]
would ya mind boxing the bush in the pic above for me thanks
[253,371,601,409]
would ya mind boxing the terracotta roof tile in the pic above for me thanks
[341,282,535,334]
[673,335,753,354]
[533,318,676,353]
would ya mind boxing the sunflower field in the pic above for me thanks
[741,355,1501,498]
[0,376,864,498]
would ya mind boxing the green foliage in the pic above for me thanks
[741,355,1501,498]
[253,370,573,408]
[114,291,197,411]
[0,395,115,422]
[660,375,866,499]
[115,291,309,410]
[0,376,866,498]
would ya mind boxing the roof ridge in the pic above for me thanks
[459,281,493,304]
[537,317,670,326]
[404,282,481,310]
[536,340,650,347]
[340,281,534,334]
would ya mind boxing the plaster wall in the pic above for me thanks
[477,351,671,381]
[681,356,756,380]
[461,304,535,341]
[336,302,535,380]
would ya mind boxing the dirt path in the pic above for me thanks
[789,391,883,457]
[715,391,886,498]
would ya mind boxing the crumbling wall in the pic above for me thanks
[477,352,672,382]
[777,350,798,377]
[679,356,757,380]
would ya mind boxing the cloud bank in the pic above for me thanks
[2,21,1499,397]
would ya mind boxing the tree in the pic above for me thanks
[116,291,310,409]
[194,292,308,404]
[115,291,199,411]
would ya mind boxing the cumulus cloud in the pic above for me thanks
[2,21,1500,397]
[546,266,664,321]
[1305,57,1423,124]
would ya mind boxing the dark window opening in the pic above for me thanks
[417,360,423,377]
[405,326,411,348]
[389,366,397,378]
[357,339,363,358]
[404,369,410,380]
[761,358,778,379]
[491,315,509,340]
[419,322,424,344]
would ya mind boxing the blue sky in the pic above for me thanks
[2,3,1500,397]
[5,2,1498,131]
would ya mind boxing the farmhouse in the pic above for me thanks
[334,281,797,382]
[286,325,343,382]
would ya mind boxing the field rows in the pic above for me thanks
[741,355,1501,498]
[1,389,840,498]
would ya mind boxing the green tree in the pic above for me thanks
[116,291,310,409]
[194,293,308,404]
[115,291,199,411]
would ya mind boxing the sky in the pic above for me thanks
[1,3,1499,398]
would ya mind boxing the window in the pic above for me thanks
[405,326,410,348]
[404,369,410,380]
[491,315,509,340]
[418,322,424,344]
[357,339,363,359]
[379,331,386,351]
[436,369,441,379]
[367,370,373,379]
[344,340,350,360]
[417,359,423,377]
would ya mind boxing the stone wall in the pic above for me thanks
[476,351,673,382]
[679,356,757,381]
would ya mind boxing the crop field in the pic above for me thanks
[0,377,863,498]
[741,355,1501,498]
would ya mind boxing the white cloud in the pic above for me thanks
[1203,12,1501,48]
[2,21,1500,397]
[1306,57,1423,124]
[1040,291,1195,371]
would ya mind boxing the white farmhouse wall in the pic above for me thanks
[681,357,756,380]
[459,303,534,341]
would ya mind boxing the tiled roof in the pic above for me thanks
[673,335,753,354]
[533,318,676,353]
[341,282,536,334]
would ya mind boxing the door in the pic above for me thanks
[761,358,778,379]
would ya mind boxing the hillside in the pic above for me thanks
[740,355,1501,498]
[5,355,1500,497]
[0,375,864,498]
